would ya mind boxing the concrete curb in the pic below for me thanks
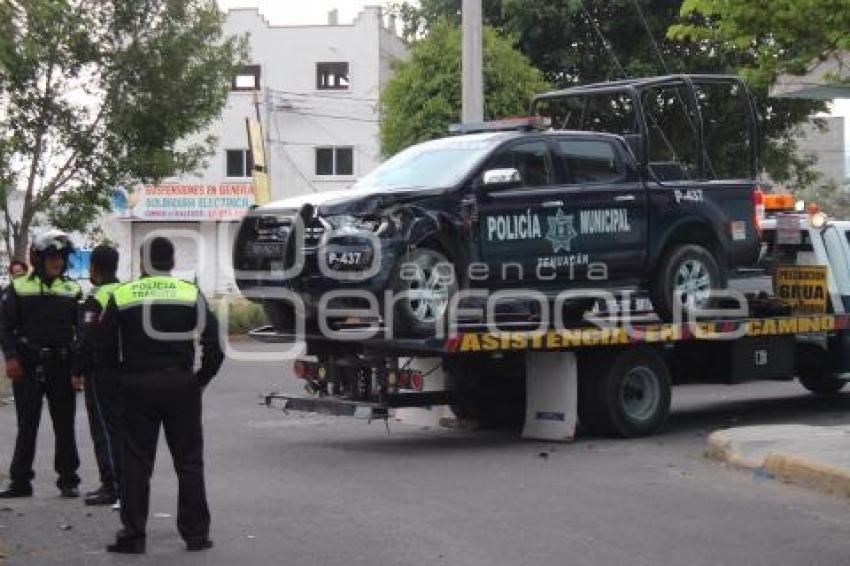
[707,428,850,497]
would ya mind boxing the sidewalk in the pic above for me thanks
[708,424,850,497]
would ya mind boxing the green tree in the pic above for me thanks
[380,20,549,157]
[0,0,246,259]
[390,0,825,187]
[670,0,850,88]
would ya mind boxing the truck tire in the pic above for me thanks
[388,247,459,337]
[651,244,724,321]
[796,344,847,395]
[578,347,671,438]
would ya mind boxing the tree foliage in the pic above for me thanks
[670,0,850,88]
[390,0,827,189]
[380,20,549,157]
[0,0,246,259]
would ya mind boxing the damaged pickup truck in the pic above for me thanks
[234,75,762,336]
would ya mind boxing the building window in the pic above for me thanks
[226,149,253,178]
[316,62,349,90]
[232,65,261,91]
[315,147,354,176]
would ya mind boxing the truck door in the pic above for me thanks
[476,139,558,285]
[546,137,648,281]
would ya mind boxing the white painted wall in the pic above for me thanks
[100,7,408,295]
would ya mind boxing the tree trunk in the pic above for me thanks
[13,229,29,263]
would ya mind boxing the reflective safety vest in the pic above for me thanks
[112,276,199,309]
[110,276,203,373]
[93,282,122,309]
[11,274,81,347]
[12,275,80,298]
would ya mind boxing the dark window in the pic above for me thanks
[694,81,752,180]
[315,147,354,176]
[316,62,350,90]
[226,149,253,177]
[642,84,700,181]
[335,147,353,175]
[232,65,261,91]
[315,148,334,175]
[539,93,637,135]
[554,139,623,184]
[486,141,553,187]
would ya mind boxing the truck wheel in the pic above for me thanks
[651,244,723,321]
[578,347,671,438]
[388,247,459,337]
[796,344,846,395]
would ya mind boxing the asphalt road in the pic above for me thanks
[1,343,850,566]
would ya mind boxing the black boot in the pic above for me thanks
[186,539,214,552]
[59,486,79,498]
[0,483,32,498]
[84,485,117,506]
[107,530,146,554]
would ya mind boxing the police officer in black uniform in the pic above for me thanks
[0,231,82,498]
[73,245,123,506]
[100,237,223,554]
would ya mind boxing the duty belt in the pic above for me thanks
[17,338,71,363]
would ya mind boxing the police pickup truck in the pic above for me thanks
[234,75,762,335]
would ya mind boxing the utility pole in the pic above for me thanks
[462,0,483,123]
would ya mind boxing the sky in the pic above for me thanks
[217,0,384,26]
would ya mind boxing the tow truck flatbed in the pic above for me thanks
[255,211,850,440]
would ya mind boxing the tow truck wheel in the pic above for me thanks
[651,244,723,321]
[388,247,459,337]
[578,347,671,438]
[796,344,847,395]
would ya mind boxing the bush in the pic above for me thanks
[211,297,267,334]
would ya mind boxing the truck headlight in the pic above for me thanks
[326,215,392,236]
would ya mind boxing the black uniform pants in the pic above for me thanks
[84,368,122,491]
[120,370,209,543]
[9,363,80,489]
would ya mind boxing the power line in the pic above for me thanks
[283,109,379,124]
[578,0,628,79]
[630,0,671,74]
[267,88,378,103]
[277,146,319,193]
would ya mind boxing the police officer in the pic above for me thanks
[100,237,223,554]
[73,245,122,506]
[0,231,82,498]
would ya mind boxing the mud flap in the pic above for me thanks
[522,352,577,442]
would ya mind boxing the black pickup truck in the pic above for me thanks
[234,75,762,335]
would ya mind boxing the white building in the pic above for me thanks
[796,116,846,188]
[104,6,407,294]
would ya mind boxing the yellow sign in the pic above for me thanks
[452,315,838,353]
[774,265,828,314]
[246,118,271,205]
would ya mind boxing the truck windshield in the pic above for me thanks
[353,138,496,191]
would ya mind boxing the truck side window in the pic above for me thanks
[694,81,752,180]
[642,85,699,181]
[537,93,636,135]
[486,141,553,187]
[554,139,623,184]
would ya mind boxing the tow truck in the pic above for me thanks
[253,196,850,441]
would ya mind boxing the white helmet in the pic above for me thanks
[32,230,74,256]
